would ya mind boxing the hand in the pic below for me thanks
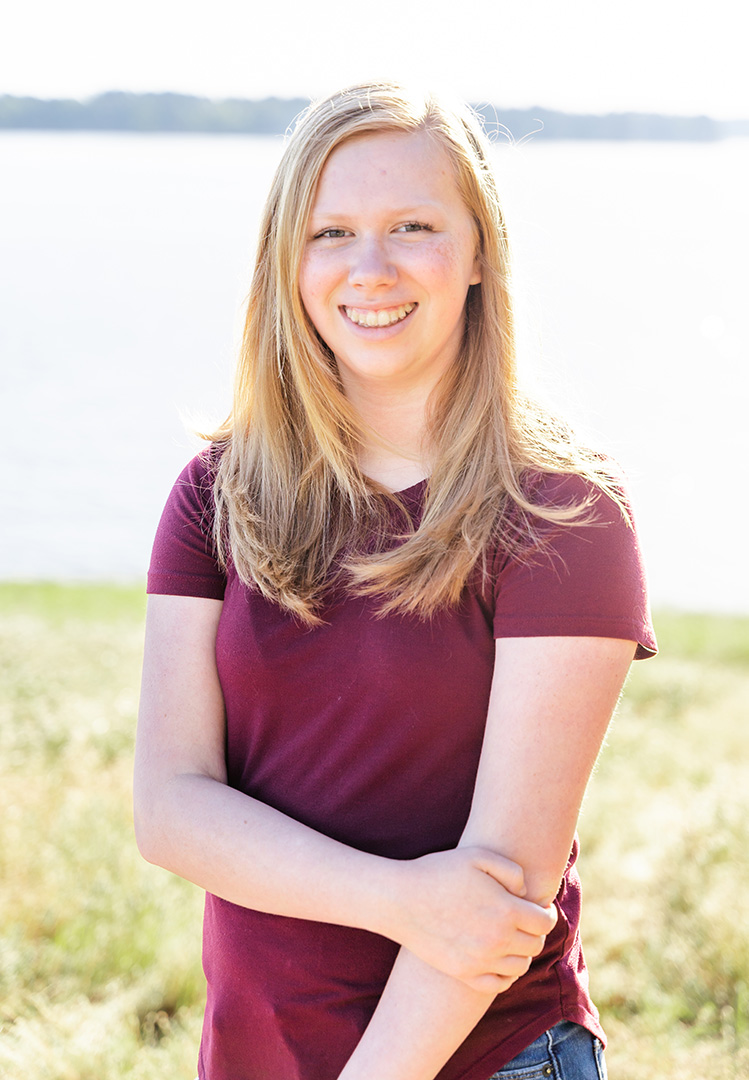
[384,846,558,994]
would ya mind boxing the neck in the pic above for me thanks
[344,379,432,492]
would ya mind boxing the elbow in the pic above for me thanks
[133,801,164,866]
[132,778,174,868]
[524,870,564,911]
[533,884,562,911]
[132,768,221,869]
[458,832,564,910]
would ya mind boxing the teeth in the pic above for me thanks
[344,303,414,327]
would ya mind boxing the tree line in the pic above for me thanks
[1,91,746,140]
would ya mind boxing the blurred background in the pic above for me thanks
[2,2,748,1078]
[1,0,748,611]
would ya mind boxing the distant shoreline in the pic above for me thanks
[1,91,747,141]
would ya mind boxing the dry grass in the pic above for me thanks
[2,585,748,1078]
[579,614,749,1078]
[0,585,204,1079]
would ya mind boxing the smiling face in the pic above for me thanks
[298,129,481,403]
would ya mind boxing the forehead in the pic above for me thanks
[311,129,467,213]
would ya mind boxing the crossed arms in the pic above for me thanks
[134,593,634,1080]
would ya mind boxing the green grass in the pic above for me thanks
[0,581,147,621]
[0,584,204,1080]
[1,586,748,1078]
[578,609,749,1078]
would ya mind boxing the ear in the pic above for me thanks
[469,255,482,286]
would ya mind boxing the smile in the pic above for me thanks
[343,303,416,327]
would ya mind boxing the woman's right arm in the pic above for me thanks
[134,593,550,991]
[135,593,396,929]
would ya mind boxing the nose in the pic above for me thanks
[348,235,397,290]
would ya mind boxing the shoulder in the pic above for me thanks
[492,469,657,659]
[147,445,228,601]
[524,467,628,522]
[161,443,227,529]
[175,443,223,499]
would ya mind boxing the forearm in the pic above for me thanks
[335,836,554,1080]
[338,949,496,1080]
[143,773,506,1080]
[134,771,398,934]
[339,636,635,1079]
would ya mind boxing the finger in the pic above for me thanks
[471,849,526,897]
[467,972,518,995]
[492,953,533,979]
[509,928,548,958]
[513,897,558,935]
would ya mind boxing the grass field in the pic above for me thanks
[1,583,748,1079]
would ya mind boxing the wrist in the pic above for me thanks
[350,853,410,941]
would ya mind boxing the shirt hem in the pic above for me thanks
[451,1005,606,1080]
[146,573,226,600]
[493,615,656,659]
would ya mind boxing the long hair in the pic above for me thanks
[208,81,624,624]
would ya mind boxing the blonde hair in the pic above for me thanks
[208,81,623,624]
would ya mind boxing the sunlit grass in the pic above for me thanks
[0,584,204,1080]
[579,610,749,1078]
[2,586,748,1078]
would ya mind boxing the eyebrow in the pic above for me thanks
[309,202,444,222]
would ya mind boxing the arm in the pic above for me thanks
[134,593,394,931]
[134,594,550,968]
[336,634,635,1080]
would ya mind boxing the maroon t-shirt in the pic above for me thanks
[147,450,656,1080]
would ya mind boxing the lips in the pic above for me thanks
[343,303,416,327]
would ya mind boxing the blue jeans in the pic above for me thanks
[487,1021,607,1079]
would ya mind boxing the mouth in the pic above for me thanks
[342,303,416,328]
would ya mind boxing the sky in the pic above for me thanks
[3,0,747,120]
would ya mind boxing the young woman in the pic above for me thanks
[135,82,656,1080]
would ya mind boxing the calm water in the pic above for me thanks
[1,132,747,613]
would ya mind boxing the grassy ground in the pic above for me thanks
[1,584,748,1078]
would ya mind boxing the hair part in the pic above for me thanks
[207,81,627,624]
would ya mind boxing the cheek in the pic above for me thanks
[299,256,338,318]
[416,239,474,290]
[298,256,316,310]
[299,265,342,354]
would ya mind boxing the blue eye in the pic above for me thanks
[398,222,432,233]
[314,228,348,239]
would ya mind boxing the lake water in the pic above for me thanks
[1,132,747,613]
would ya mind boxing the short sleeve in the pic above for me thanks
[493,474,656,659]
[147,449,227,600]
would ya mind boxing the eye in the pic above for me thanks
[312,227,350,239]
[396,222,433,234]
